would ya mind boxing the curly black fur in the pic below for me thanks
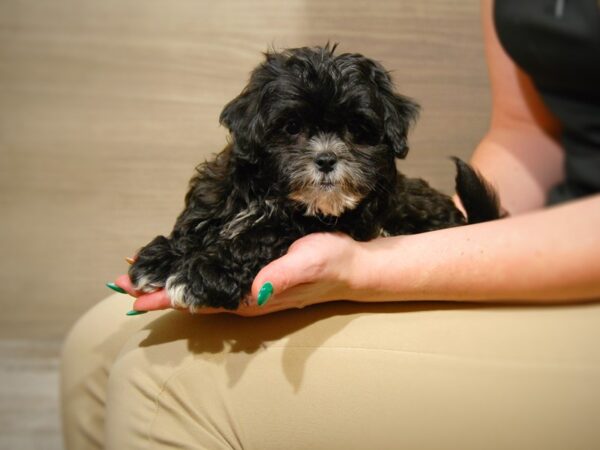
[129,44,501,310]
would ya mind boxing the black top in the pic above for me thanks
[494,0,600,204]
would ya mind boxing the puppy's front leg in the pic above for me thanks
[165,235,295,311]
[129,235,179,293]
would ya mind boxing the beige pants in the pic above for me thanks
[61,294,600,450]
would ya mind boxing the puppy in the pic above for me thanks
[129,44,500,311]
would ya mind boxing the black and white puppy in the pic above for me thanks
[129,44,500,311]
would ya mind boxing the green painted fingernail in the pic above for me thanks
[126,309,147,316]
[106,282,127,294]
[257,282,274,306]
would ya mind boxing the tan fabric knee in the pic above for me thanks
[60,294,158,449]
[62,297,600,449]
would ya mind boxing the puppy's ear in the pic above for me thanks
[381,92,420,159]
[370,62,420,159]
[219,87,265,160]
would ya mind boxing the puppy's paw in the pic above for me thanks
[165,274,190,310]
[129,235,176,293]
[164,256,245,311]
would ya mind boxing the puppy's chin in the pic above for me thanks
[289,185,363,217]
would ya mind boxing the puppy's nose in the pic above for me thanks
[315,152,337,173]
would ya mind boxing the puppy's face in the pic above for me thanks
[220,45,419,217]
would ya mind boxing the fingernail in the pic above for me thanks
[126,309,147,316]
[257,282,274,306]
[106,282,127,294]
[125,257,135,265]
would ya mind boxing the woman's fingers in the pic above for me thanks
[111,274,168,312]
[132,289,172,311]
[114,273,143,296]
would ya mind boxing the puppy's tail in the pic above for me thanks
[452,157,503,224]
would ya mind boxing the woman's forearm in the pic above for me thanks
[354,195,600,303]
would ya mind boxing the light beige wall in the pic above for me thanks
[0,0,490,339]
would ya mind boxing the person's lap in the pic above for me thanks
[61,294,600,450]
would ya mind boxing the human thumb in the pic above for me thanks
[251,246,318,306]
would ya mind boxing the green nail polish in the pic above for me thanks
[126,309,147,316]
[257,282,274,306]
[106,282,127,294]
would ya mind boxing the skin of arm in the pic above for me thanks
[470,0,565,215]
[118,0,600,314]
[348,196,600,304]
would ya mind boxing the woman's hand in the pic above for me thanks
[113,232,366,316]
[249,232,365,313]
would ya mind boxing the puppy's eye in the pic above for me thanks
[284,120,302,135]
[347,122,379,146]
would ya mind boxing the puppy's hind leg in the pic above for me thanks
[129,235,178,293]
[381,176,466,235]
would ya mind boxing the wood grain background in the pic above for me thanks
[0,0,489,447]
[0,0,490,339]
